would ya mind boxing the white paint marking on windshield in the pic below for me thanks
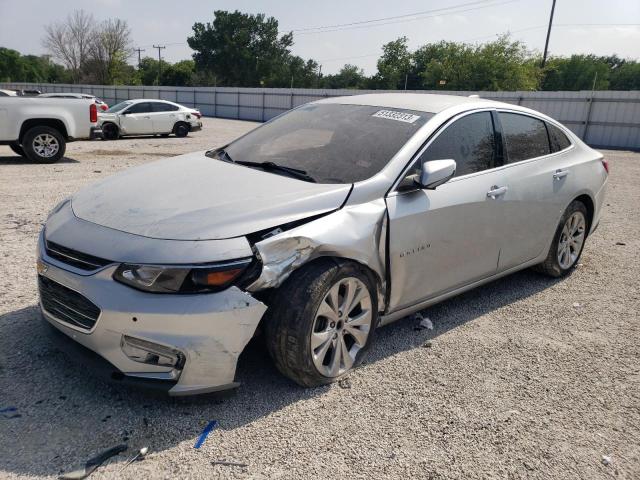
[372,110,421,124]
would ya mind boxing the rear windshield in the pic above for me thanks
[224,103,432,183]
[107,101,132,113]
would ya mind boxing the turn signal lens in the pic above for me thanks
[192,267,245,287]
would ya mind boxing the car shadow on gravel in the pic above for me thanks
[0,155,79,165]
[0,269,559,476]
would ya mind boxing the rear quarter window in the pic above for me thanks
[500,112,551,163]
[546,122,572,152]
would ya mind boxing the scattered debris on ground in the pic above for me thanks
[413,312,434,331]
[194,421,218,449]
[212,460,248,468]
[119,447,149,472]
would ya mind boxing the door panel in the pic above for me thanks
[151,112,177,133]
[120,103,154,135]
[496,156,568,269]
[387,170,506,312]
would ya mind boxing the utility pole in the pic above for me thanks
[152,45,166,85]
[134,48,145,67]
[541,0,557,68]
[317,64,322,87]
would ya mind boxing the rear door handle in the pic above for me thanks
[487,185,508,198]
[553,169,569,180]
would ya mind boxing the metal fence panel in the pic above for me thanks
[2,82,639,149]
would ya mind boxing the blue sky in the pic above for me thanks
[1,0,638,74]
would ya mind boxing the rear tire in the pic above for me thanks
[101,122,119,140]
[22,126,66,163]
[9,142,25,157]
[534,200,588,277]
[264,259,378,387]
[173,122,189,138]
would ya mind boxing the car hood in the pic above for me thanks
[71,151,352,240]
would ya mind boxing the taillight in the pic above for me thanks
[601,158,609,174]
[193,111,202,119]
[90,103,97,123]
[100,104,108,111]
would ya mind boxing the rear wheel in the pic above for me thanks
[22,126,66,163]
[535,200,588,277]
[173,122,189,138]
[265,260,378,387]
[9,142,25,157]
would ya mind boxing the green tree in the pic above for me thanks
[610,61,640,90]
[541,55,610,90]
[0,47,23,81]
[163,60,195,86]
[375,37,412,89]
[321,64,367,89]
[187,10,294,87]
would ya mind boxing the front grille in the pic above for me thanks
[38,275,101,330]
[45,240,112,271]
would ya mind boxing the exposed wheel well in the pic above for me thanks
[19,119,68,143]
[259,256,385,313]
[574,194,594,234]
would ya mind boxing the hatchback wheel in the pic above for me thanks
[265,260,378,387]
[535,200,588,277]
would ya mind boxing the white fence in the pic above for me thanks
[3,82,639,149]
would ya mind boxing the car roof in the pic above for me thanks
[40,92,94,98]
[127,99,178,105]
[314,92,510,114]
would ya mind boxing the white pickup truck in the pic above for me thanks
[0,97,102,163]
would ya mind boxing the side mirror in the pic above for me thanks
[399,159,457,191]
[120,110,129,115]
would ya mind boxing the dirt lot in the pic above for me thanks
[0,117,638,479]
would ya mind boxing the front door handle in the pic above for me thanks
[487,185,508,198]
[143,116,151,119]
[553,169,569,180]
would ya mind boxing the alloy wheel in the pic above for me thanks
[32,134,59,158]
[557,211,586,269]
[311,277,372,377]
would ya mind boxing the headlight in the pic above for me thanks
[113,258,253,293]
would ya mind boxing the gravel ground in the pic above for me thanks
[0,118,638,479]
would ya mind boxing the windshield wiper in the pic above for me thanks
[234,160,316,183]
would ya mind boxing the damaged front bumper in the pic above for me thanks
[37,232,267,396]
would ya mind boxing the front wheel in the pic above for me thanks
[101,122,119,140]
[265,260,378,387]
[534,200,588,277]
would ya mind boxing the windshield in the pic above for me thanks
[224,103,432,183]
[107,101,132,113]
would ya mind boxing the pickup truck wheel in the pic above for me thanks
[9,142,25,157]
[101,122,119,140]
[173,122,189,138]
[264,259,378,387]
[22,126,66,163]
[534,200,588,277]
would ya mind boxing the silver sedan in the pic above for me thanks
[37,93,608,395]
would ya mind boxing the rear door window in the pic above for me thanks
[500,112,551,163]
[152,102,179,112]
[546,122,572,152]
[418,111,496,177]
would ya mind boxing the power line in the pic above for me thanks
[293,0,523,35]
[289,0,496,32]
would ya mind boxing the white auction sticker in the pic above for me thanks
[372,109,421,123]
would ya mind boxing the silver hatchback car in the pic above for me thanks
[38,93,608,395]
